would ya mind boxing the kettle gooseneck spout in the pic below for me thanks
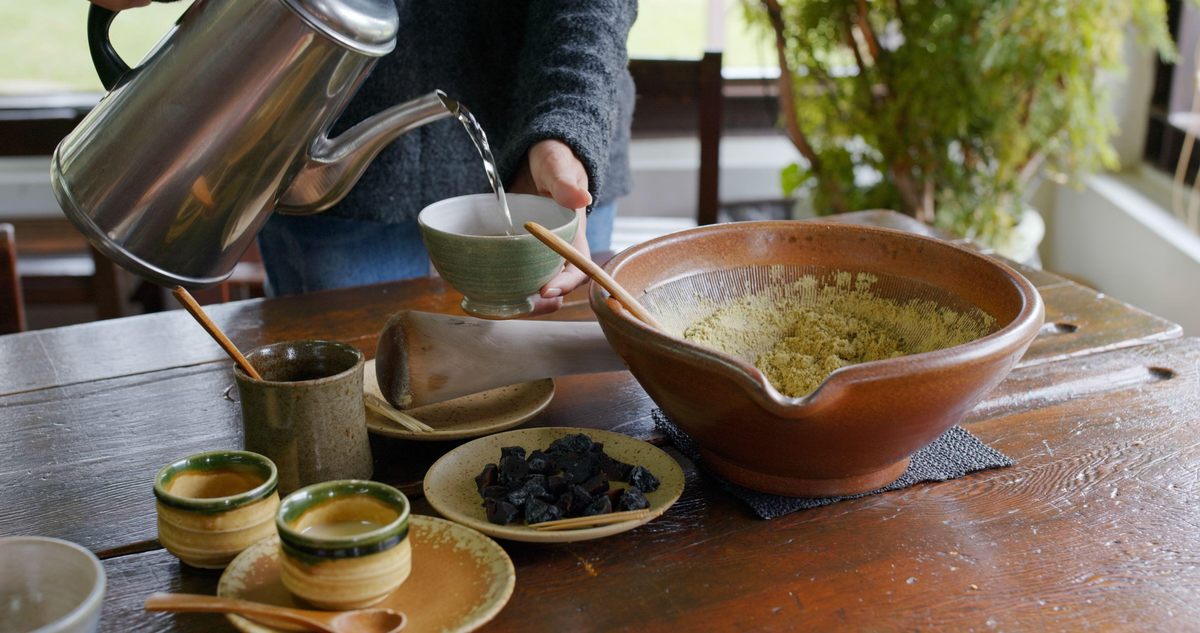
[277,90,460,214]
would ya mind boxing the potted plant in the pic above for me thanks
[743,0,1176,259]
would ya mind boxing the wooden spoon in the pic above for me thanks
[144,592,406,633]
[523,221,665,331]
[172,286,262,379]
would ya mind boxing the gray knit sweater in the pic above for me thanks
[324,0,637,224]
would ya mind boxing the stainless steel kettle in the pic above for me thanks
[52,0,460,288]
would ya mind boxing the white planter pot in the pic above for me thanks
[992,207,1045,267]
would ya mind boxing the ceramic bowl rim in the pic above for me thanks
[591,220,1045,411]
[154,450,279,513]
[276,479,411,557]
[233,339,364,387]
[417,192,576,240]
[0,536,106,633]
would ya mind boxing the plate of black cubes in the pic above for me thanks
[423,427,685,542]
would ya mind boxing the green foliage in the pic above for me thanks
[744,0,1176,246]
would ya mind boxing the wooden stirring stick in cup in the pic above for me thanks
[172,287,263,380]
[523,222,665,331]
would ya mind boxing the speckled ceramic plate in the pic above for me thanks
[424,427,685,543]
[218,515,514,633]
[363,359,555,441]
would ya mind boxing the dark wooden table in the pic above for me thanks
[2,214,1198,631]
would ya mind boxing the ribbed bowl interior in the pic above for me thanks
[640,264,998,366]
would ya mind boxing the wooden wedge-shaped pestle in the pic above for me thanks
[375,310,627,408]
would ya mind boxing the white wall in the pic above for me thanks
[623,135,799,219]
[1039,29,1200,335]
[0,157,56,217]
[1044,170,1200,335]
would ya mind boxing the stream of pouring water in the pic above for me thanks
[455,105,517,235]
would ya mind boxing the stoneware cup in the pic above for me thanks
[154,450,280,569]
[276,480,413,610]
[0,536,105,633]
[418,192,578,318]
[234,340,373,494]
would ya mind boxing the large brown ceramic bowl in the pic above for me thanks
[590,221,1043,497]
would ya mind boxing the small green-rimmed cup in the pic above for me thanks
[419,193,578,318]
[154,450,280,569]
[276,480,412,610]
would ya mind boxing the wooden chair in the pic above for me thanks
[10,217,264,321]
[12,219,128,321]
[1,223,27,334]
[628,51,723,225]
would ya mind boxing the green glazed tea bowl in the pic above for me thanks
[419,193,577,318]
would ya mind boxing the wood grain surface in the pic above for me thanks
[0,268,1183,556]
[0,280,602,397]
[90,338,1200,631]
[0,278,460,396]
[1022,282,1181,367]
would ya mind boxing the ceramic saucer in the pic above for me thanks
[363,359,554,441]
[424,427,685,543]
[218,515,514,633]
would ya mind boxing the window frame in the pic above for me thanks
[1145,0,1196,178]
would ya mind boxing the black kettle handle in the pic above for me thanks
[88,1,184,90]
[87,5,130,91]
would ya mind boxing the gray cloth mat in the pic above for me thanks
[652,409,1014,519]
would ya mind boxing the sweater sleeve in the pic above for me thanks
[497,0,638,207]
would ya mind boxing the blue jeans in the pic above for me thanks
[584,200,615,253]
[259,202,617,296]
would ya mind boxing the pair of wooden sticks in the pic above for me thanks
[364,393,435,433]
[530,509,652,531]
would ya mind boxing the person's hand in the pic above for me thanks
[90,0,152,10]
[509,139,593,315]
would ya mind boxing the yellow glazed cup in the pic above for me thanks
[276,480,412,610]
[154,450,280,569]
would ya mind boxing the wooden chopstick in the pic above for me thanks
[530,509,652,531]
[172,286,262,380]
[364,393,435,432]
[523,221,665,331]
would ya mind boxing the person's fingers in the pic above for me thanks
[527,295,565,316]
[538,210,590,301]
[529,141,592,210]
[513,155,591,316]
[540,263,588,298]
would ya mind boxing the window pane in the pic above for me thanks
[1169,2,1200,115]
[3,1,777,94]
[0,1,187,94]
[628,0,776,70]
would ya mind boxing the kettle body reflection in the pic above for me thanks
[51,0,459,288]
